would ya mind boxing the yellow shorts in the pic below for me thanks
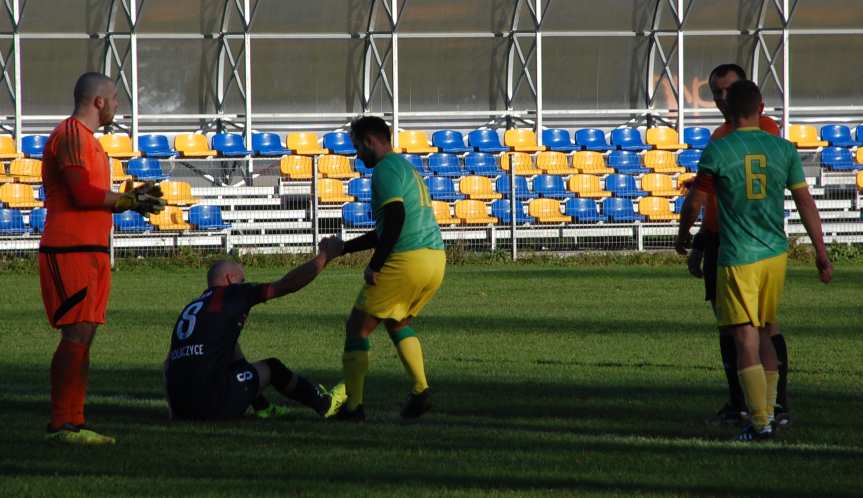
[355,248,446,321]
[716,252,788,328]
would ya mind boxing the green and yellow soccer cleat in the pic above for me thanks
[254,403,290,419]
[323,382,348,418]
[45,424,116,446]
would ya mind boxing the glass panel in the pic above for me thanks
[253,0,371,33]
[21,39,103,114]
[682,36,757,111]
[138,0,223,33]
[793,0,863,29]
[544,0,656,32]
[20,0,111,33]
[399,0,515,33]
[790,35,863,106]
[138,39,220,114]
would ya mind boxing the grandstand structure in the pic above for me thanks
[0,0,861,259]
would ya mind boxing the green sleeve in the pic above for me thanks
[698,142,719,176]
[785,142,807,190]
[372,161,405,207]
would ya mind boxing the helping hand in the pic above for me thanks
[318,237,344,262]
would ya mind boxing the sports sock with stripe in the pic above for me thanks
[342,337,370,410]
[738,364,769,429]
[389,327,429,395]
[50,338,90,429]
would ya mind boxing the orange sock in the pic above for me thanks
[50,339,90,429]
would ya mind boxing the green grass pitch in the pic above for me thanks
[1,262,861,497]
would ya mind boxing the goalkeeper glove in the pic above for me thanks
[114,181,167,215]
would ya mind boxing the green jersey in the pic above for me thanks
[371,152,444,254]
[698,127,808,267]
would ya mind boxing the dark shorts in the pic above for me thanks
[702,231,719,302]
[168,361,260,420]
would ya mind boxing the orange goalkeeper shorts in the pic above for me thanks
[39,247,112,329]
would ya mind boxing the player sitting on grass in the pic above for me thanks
[164,241,347,421]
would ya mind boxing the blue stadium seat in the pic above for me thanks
[856,125,863,145]
[674,195,685,213]
[431,130,471,153]
[342,202,375,228]
[137,134,177,158]
[465,152,505,176]
[602,197,645,222]
[425,176,463,201]
[575,128,613,152]
[0,208,26,234]
[683,127,711,149]
[127,158,169,181]
[532,174,571,199]
[323,131,357,155]
[491,199,534,224]
[22,135,48,159]
[610,128,651,151]
[542,128,580,152]
[428,153,463,177]
[606,174,648,198]
[29,207,46,232]
[252,133,292,156]
[468,129,509,153]
[348,177,372,202]
[113,211,152,232]
[607,150,649,174]
[189,205,230,230]
[496,175,537,200]
[402,154,426,175]
[564,198,607,223]
[354,157,374,176]
[820,147,857,171]
[212,133,252,157]
[36,185,45,201]
[820,125,859,147]
[677,149,702,171]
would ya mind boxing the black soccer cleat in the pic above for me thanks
[332,403,366,422]
[736,423,774,442]
[400,389,432,420]
[773,404,792,428]
[706,402,749,426]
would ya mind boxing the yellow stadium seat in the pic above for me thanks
[174,134,217,158]
[318,178,354,203]
[0,183,42,208]
[643,150,685,173]
[856,148,863,165]
[119,180,145,193]
[501,152,541,175]
[536,151,576,174]
[640,173,679,197]
[149,206,190,231]
[110,159,132,183]
[397,131,438,154]
[160,180,198,206]
[318,154,359,179]
[99,134,141,159]
[676,172,696,191]
[455,199,497,225]
[9,158,42,183]
[528,198,571,223]
[432,200,459,225]
[459,175,502,201]
[287,132,328,155]
[504,128,546,152]
[857,171,863,191]
[567,174,610,198]
[573,151,613,174]
[280,155,314,180]
[788,124,828,148]
[0,135,23,159]
[646,126,688,151]
[638,196,679,221]
[0,165,12,183]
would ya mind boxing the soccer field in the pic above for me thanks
[1,262,862,498]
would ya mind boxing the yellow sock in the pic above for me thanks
[390,328,429,394]
[738,364,768,429]
[765,370,779,420]
[342,338,370,410]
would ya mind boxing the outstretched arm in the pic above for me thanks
[791,186,832,283]
[263,239,343,300]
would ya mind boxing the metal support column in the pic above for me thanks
[781,0,790,137]
[533,0,543,146]
[675,0,684,133]
[243,0,254,181]
[11,0,20,147]
[390,0,399,146]
[130,0,139,148]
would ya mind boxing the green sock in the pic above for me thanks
[342,336,370,410]
[390,327,429,395]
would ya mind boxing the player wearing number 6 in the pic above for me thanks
[675,80,832,442]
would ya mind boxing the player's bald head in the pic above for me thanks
[73,72,114,108]
[207,260,245,287]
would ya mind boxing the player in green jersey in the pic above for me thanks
[676,80,832,441]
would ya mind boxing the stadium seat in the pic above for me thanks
[428,153,464,177]
[501,152,541,175]
[22,135,47,159]
[605,174,648,198]
[99,134,141,159]
[468,129,509,153]
[280,155,313,180]
[610,128,651,151]
[602,197,645,222]
[149,206,190,231]
[491,199,534,224]
[646,126,687,151]
[9,158,41,183]
[354,157,374,176]
[175,134,217,158]
[0,183,41,208]
[677,149,702,171]
[567,174,610,198]
[542,128,580,152]
[644,150,685,173]
[459,175,501,201]
[0,135,23,159]
[674,195,685,213]
[432,200,459,225]
[29,207,46,232]
[820,147,857,171]
[575,128,613,152]
[189,205,230,230]
[858,148,863,165]
[455,199,497,225]
[788,124,828,148]
[317,178,354,203]
[533,174,571,199]
[528,198,571,223]
[252,133,292,157]
[431,130,471,153]
[640,173,679,197]
[322,131,357,155]
[397,130,438,154]
[347,177,372,202]
[110,159,132,183]
[138,134,177,158]
[683,127,711,149]
[318,154,359,179]
[287,132,328,155]
[638,196,679,221]
[856,125,863,146]
[36,185,44,200]
[127,157,168,181]
[573,151,613,174]
[857,171,863,191]
[496,175,536,199]
[114,211,153,232]
[608,150,649,174]
[402,154,426,175]
[341,202,375,228]
[0,208,26,234]
[465,152,505,176]
[504,128,545,152]
[564,197,607,223]
[536,151,576,175]
[426,176,463,201]
[0,168,11,184]
[160,181,197,206]
[212,133,252,157]
[819,125,859,147]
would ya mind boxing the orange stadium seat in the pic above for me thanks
[318,154,359,179]
[640,173,679,197]
[454,199,497,225]
[788,125,828,149]
[149,206,190,231]
[99,134,141,159]
[0,183,42,208]
[501,152,541,175]
[536,151,576,175]
[567,174,610,198]
[287,132,328,155]
[110,159,132,183]
[638,196,679,221]
[528,198,571,223]
[573,151,613,174]
[397,131,438,154]
[9,158,42,183]
[459,175,502,201]
[646,127,688,151]
[318,178,354,203]
[643,150,685,173]
[0,135,23,160]
[160,181,197,206]
[174,134,217,158]
[280,155,314,180]
[504,128,545,152]
[432,200,459,225]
